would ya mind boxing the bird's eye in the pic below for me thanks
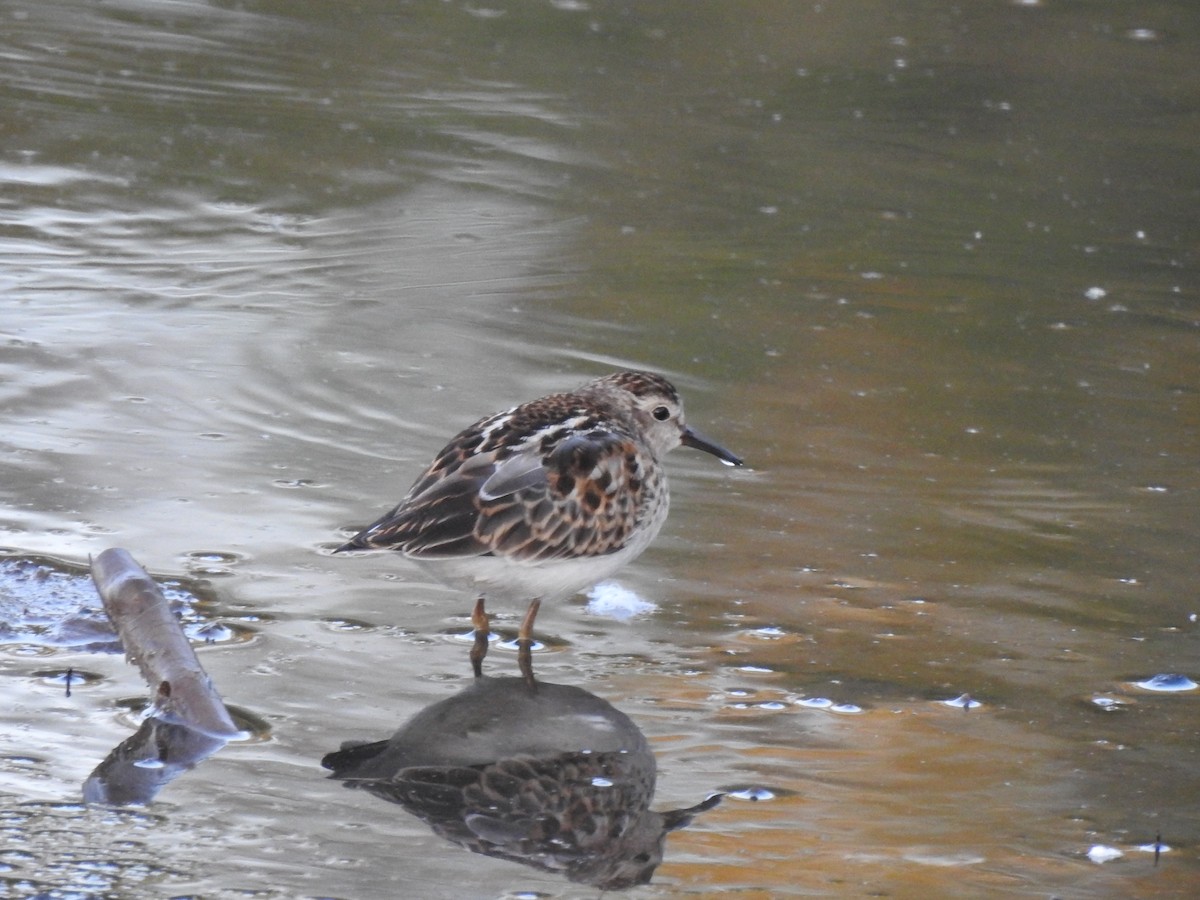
[652,406,671,421]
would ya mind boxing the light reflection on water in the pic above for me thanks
[3,0,1199,896]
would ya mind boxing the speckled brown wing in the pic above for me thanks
[336,404,525,556]
[475,428,657,561]
[339,421,658,562]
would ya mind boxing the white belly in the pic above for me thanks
[413,509,665,605]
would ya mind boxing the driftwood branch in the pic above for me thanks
[89,548,239,739]
[84,548,240,804]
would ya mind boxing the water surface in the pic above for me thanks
[2,1,1198,896]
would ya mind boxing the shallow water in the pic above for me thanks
[3,0,1199,896]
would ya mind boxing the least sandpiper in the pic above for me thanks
[336,371,743,632]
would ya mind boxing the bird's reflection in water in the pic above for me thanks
[322,600,721,890]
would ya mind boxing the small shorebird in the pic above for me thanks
[336,370,742,672]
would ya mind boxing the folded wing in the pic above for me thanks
[338,428,654,561]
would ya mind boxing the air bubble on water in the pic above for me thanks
[728,786,775,802]
[1086,845,1123,864]
[751,626,786,638]
[1084,286,1107,300]
[181,549,246,578]
[189,621,234,642]
[585,581,656,619]
[34,668,103,691]
[1132,673,1197,692]
[941,694,982,709]
[830,703,863,714]
[797,697,833,709]
[320,617,376,633]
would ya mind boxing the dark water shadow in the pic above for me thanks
[83,716,231,805]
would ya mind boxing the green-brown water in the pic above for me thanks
[3,1,1198,896]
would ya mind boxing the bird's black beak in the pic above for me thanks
[681,426,744,467]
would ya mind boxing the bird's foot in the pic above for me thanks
[470,597,490,678]
[517,598,541,691]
